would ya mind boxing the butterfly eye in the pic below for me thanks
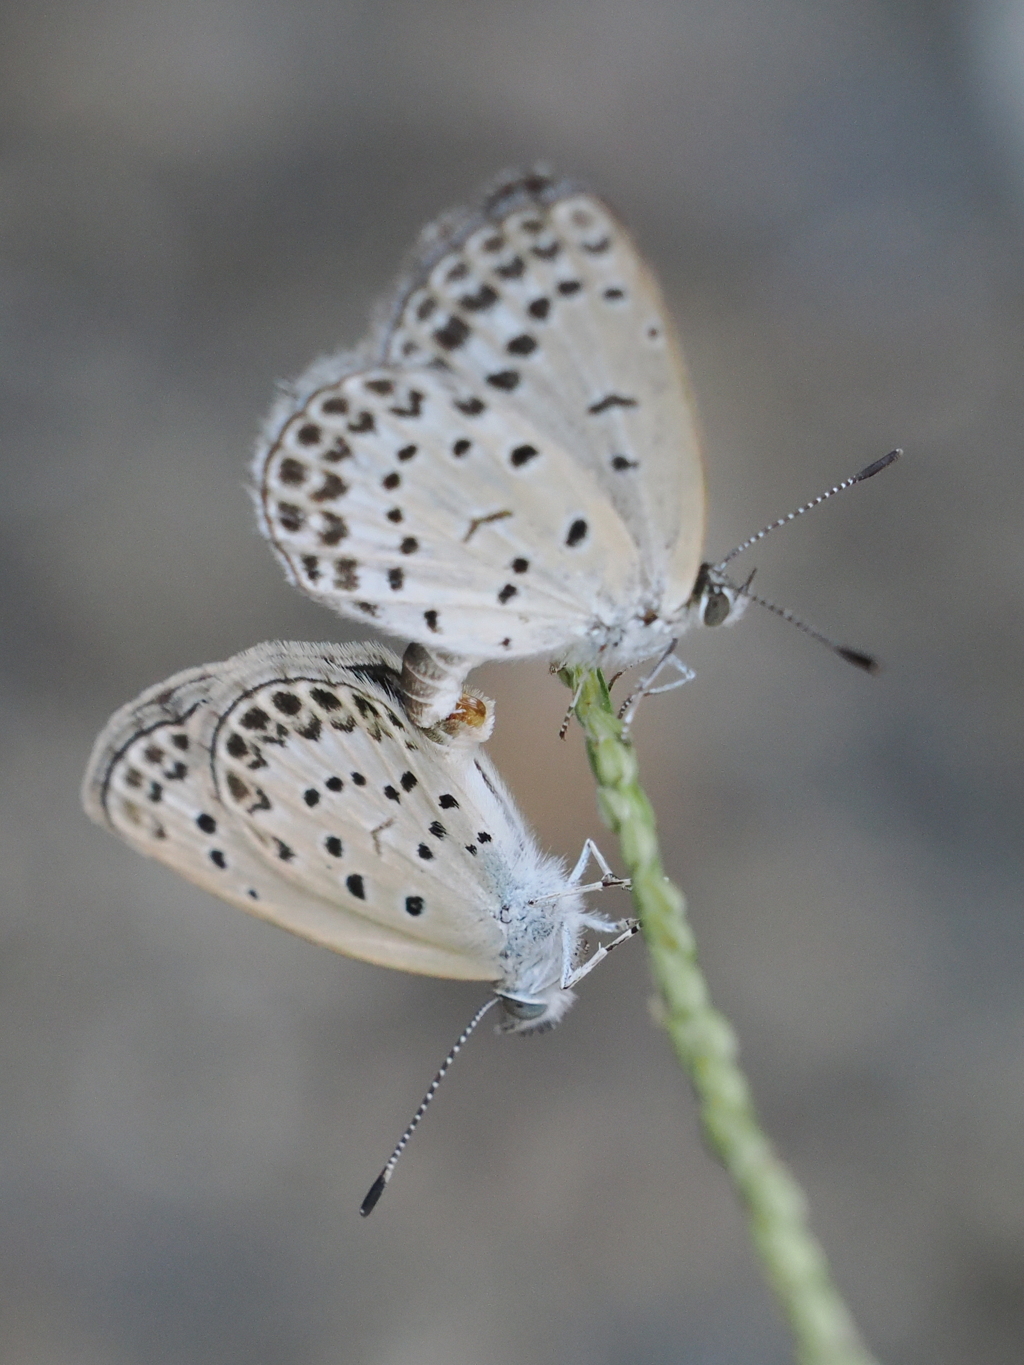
[498,995,548,1022]
[703,590,731,627]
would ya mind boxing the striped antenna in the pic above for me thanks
[737,583,879,673]
[360,996,498,1217]
[714,449,900,570]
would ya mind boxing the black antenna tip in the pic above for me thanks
[360,1171,388,1218]
[854,449,901,482]
[837,646,880,674]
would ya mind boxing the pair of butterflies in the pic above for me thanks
[84,172,889,1144]
[84,169,741,1028]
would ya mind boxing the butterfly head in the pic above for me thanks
[686,562,749,631]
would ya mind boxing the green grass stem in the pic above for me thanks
[564,666,879,1365]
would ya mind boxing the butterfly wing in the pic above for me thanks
[82,642,510,981]
[377,171,706,615]
[254,368,641,660]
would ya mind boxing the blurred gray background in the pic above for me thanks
[2,2,1023,1362]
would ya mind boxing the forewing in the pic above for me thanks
[82,644,504,980]
[254,368,640,659]
[378,171,706,604]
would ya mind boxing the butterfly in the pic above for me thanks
[252,169,737,726]
[82,640,632,1033]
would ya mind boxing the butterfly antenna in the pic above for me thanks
[714,449,900,571]
[737,583,879,673]
[360,996,498,1217]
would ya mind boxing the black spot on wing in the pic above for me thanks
[318,514,348,546]
[297,715,321,741]
[310,473,349,502]
[323,437,352,462]
[278,458,308,485]
[390,389,424,418]
[434,315,470,350]
[566,518,589,548]
[334,559,359,590]
[588,393,638,414]
[460,285,497,311]
[487,370,520,391]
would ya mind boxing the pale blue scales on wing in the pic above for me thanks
[254,170,733,725]
[81,641,629,1030]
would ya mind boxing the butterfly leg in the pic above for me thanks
[568,837,630,898]
[557,673,587,740]
[618,646,696,735]
[562,922,641,990]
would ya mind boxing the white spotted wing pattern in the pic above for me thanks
[254,171,714,722]
[82,641,618,1027]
